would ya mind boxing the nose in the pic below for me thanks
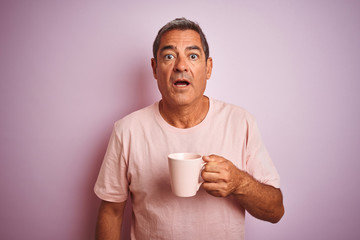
[173,55,188,72]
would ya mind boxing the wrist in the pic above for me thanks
[233,170,254,196]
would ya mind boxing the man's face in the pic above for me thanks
[151,29,213,107]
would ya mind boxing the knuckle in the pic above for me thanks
[219,191,227,197]
[202,182,210,190]
[222,173,231,182]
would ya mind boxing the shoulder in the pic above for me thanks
[210,98,256,124]
[113,103,157,132]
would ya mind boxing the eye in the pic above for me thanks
[189,54,199,60]
[164,54,175,60]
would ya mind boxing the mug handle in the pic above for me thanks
[197,162,206,191]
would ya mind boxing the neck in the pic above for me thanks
[159,96,210,129]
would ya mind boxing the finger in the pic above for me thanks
[204,158,232,172]
[203,161,221,173]
[201,171,220,182]
[203,168,232,184]
[202,182,231,198]
[203,155,224,165]
[207,154,228,162]
[202,182,219,191]
[202,155,213,162]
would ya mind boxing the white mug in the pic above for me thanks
[168,153,205,197]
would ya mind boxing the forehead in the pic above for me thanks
[159,29,202,50]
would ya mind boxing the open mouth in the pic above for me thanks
[174,80,190,87]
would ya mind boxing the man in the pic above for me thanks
[95,18,284,240]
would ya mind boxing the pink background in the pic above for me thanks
[1,1,359,239]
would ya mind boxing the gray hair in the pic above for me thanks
[152,17,210,61]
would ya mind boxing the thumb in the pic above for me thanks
[202,155,214,162]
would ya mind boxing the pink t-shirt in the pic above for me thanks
[94,97,280,240]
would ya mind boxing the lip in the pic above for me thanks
[173,78,191,88]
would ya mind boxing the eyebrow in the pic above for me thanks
[160,45,176,53]
[186,45,202,52]
[160,45,202,53]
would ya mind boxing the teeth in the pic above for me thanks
[175,81,189,86]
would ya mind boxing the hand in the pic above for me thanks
[201,155,248,197]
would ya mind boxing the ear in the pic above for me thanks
[151,58,157,80]
[206,57,213,80]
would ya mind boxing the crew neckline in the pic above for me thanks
[154,97,213,133]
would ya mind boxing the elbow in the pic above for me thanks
[270,204,285,224]
[270,188,285,224]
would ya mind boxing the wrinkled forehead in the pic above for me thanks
[158,29,204,53]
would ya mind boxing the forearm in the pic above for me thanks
[234,173,284,223]
[95,200,126,240]
[201,155,284,223]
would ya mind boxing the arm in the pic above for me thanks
[201,155,284,223]
[95,200,127,240]
[232,172,284,223]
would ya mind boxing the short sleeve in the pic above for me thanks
[245,119,280,188]
[94,123,129,202]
